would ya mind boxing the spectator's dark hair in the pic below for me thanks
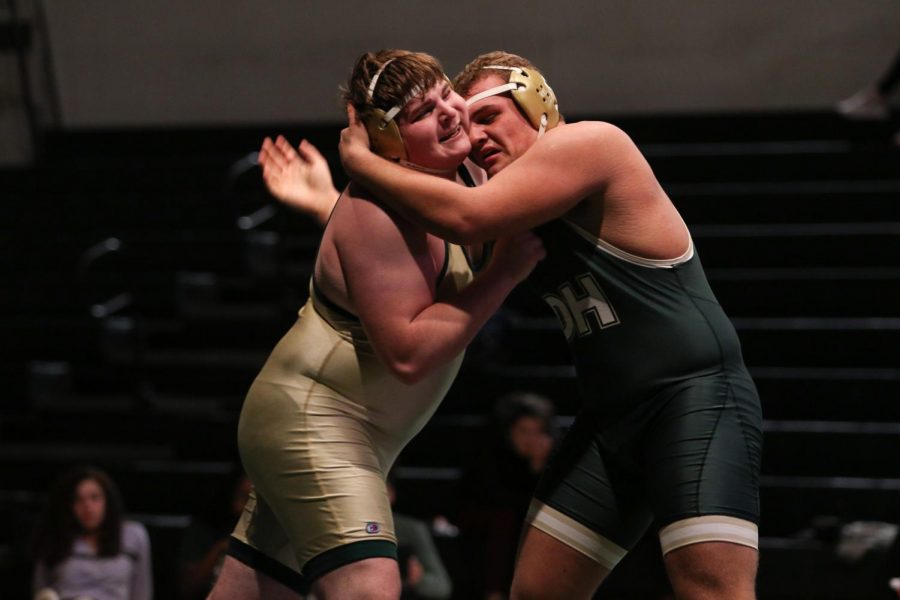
[31,465,124,567]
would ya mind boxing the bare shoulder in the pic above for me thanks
[339,182,403,228]
[332,181,421,248]
[546,120,634,147]
[518,121,640,185]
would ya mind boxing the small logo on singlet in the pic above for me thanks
[365,522,381,534]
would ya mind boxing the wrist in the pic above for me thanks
[344,145,364,172]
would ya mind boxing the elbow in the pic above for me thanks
[388,359,430,385]
[371,336,437,384]
[380,347,431,384]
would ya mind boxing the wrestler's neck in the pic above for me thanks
[399,159,457,180]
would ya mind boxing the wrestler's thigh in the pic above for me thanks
[312,557,401,600]
[511,526,608,600]
[643,377,762,525]
[209,556,302,600]
[532,414,652,559]
[665,540,758,600]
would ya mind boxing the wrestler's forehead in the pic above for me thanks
[402,81,450,110]
[464,73,508,100]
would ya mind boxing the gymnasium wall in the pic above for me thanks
[34,0,900,126]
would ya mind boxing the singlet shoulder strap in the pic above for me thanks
[311,277,359,321]
[456,164,492,272]
[436,241,452,287]
[457,164,477,188]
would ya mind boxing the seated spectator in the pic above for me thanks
[456,392,556,600]
[176,468,251,600]
[30,465,152,600]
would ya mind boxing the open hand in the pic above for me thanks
[258,135,339,225]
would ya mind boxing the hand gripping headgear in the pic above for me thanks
[466,65,560,136]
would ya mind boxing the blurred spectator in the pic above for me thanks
[176,469,251,600]
[387,471,452,600]
[837,46,900,120]
[30,465,152,600]
[456,392,556,600]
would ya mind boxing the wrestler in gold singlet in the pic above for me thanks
[212,50,545,600]
[229,243,473,587]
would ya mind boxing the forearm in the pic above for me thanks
[346,137,594,243]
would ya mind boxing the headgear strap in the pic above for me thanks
[367,59,395,99]
[466,65,559,137]
[367,59,423,128]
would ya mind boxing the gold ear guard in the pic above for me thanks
[364,108,407,161]
[508,67,560,131]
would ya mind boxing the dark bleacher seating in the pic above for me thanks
[3,111,899,599]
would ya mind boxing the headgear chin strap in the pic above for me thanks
[466,65,560,137]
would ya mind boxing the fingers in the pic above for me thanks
[259,135,299,171]
[296,139,325,165]
[260,136,288,171]
[346,102,357,124]
[275,135,299,161]
[258,136,275,167]
[259,138,284,189]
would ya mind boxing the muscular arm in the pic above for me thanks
[341,121,636,244]
[334,185,542,383]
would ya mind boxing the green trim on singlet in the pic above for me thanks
[311,278,361,322]
[228,536,309,593]
[227,536,399,593]
[303,539,398,584]
[436,240,451,287]
[463,241,493,273]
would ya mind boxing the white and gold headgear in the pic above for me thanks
[467,65,559,136]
